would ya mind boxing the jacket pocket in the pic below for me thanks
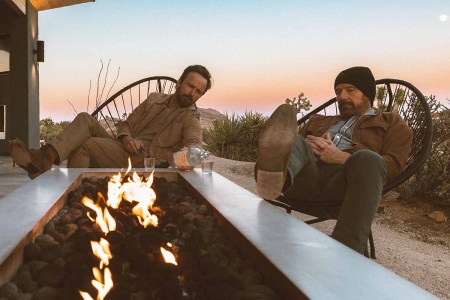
[358,120,389,130]
[355,120,388,153]
[157,122,183,147]
[305,122,324,136]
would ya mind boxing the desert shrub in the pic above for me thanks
[40,117,70,144]
[203,111,267,162]
[399,97,449,205]
[285,92,312,117]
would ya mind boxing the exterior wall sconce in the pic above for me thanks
[34,40,44,63]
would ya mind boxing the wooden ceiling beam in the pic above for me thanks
[29,0,94,11]
[3,0,27,15]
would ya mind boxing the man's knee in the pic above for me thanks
[67,138,98,167]
[75,112,95,122]
[67,144,89,168]
[345,150,386,179]
[71,142,88,154]
[287,135,316,178]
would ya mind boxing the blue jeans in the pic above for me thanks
[284,136,387,254]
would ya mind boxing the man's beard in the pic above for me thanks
[176,90,195,108]
[338,101,368,118]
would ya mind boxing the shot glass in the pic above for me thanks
[144,157,156,171]
[201,161,213,175]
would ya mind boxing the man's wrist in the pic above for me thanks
[119,135,131,144]
[339,151,351,164]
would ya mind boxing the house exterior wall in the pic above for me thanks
[0,0,39,154]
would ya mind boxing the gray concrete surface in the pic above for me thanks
[0,167,437,299]
[0,156,30,199]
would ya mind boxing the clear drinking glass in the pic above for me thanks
[144,157,156,171]
[201,161,213,175]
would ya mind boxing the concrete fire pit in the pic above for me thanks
[0,168,436,299]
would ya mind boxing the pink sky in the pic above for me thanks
[38,1,450,121]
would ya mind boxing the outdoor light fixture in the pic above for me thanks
[34,40,44,63]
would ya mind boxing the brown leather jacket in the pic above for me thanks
[299,113,413,181]
[117,93,202,162]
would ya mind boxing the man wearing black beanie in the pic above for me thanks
[256,66,413,255]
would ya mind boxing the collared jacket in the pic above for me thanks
[298,113,413,181]
[116,93,202,162]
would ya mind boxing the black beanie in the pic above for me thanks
[334,66,376,105]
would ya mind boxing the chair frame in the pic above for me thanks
[266,78,433,258]
[91,76,178,136]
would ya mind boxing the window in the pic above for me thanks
[0,34,10,74]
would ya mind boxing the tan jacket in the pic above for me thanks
[116,93,202,162]
[299,113,413,181]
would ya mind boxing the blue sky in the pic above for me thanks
[39,0,450,121]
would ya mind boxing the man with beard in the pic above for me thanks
[9,65,212,178]
[256,66,412,254]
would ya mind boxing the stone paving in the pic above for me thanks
[0,156,30,199]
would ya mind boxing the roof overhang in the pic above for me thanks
[30,0,94,11]
[3,0,27,14]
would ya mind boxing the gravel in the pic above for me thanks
[206,155,450,299]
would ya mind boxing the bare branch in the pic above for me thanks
[105,66,121,100]
[87,79,92,112]
[99,59,111,104]
[86,59,121,118]
[66,99,78,117]
[95,59,104,109]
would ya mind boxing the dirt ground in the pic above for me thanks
[208,155,450,299]
[377,194,450,248]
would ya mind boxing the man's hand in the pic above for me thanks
[121,136,143,154]
[306,132,350,164]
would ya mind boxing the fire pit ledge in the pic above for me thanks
[0,167,437,300]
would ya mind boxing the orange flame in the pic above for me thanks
[133,204,159,227]
[92,267,113,299]
[125,157,132,175]
[79,291,94,300]
[105,164,158,228]
[79,267,113,300]
[82,197,117,233]
[121,171,155,200]
[107,172,123,209]
[80,158,162,300]
[124,172,158,227]
[91,238,112,269]
[107,158,137,208]
[160,243,177,265]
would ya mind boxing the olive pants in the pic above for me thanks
[284,136,387,254]
[50,113,143,168]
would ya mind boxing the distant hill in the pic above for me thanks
[197,107,223,128]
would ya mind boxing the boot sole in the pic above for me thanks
[257,104,297,173]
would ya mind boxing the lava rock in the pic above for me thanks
[40,243,61,263]
[33,286,59,300]
[36,263,64,287]
[28,261,49,280]
[12,270,37,293]
[35,234,56,248]
[0,282,19,299]
[23,243,41,262]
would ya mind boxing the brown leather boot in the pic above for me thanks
[9,139,58,179]
[256,104,297,200]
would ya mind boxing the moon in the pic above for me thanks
[440,14,448,22]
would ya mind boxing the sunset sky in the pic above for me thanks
[39,0,450,121]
